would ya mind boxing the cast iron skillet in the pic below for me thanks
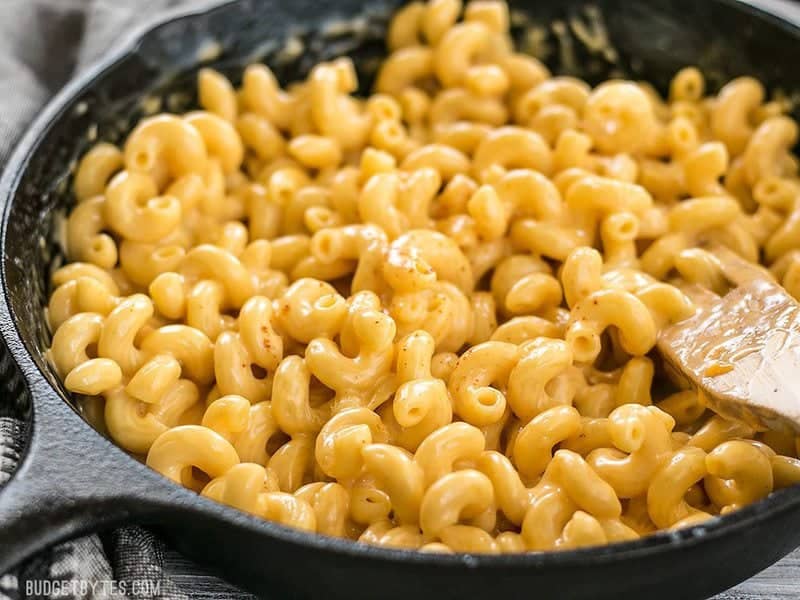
[1,0,800,598]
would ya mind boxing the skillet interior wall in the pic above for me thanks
[4,0,800,418]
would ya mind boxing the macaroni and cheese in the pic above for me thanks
[48,0,800,553]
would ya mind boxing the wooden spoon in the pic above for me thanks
[657,244,800,433]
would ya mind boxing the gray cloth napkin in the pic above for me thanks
[0,0,800,599]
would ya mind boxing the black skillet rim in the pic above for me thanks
[2,0,800,572]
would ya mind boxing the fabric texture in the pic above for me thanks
[0,0,799,599]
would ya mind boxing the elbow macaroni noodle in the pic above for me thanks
[48,0,800,553]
